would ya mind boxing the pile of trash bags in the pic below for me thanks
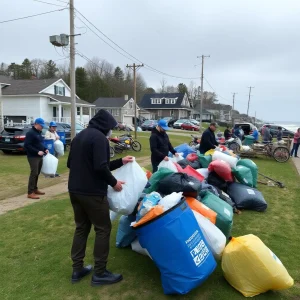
[110,144,293,296]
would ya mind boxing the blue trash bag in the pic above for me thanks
[169,143,196,159]
[116,215,137,248]
[136,192,162,222]
[135,199,216,295]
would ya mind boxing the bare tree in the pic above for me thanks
[159,77,167,93]
[85,57,106,78]
[166,85,177,93]
[31,59,46,78]
[57,61,70,83]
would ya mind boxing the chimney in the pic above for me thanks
[124,95,128,101]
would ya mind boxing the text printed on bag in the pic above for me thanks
[185,230,210,267]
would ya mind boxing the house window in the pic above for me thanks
[129,101,133,109]
[170,110,174,117]
[54,85,65,96]
[112,109,119,116]
[165,98,170,104]
[125,111,128,115]
[53,107,57,118]
[151,98,162,104]
[171,98,177,104]
[77,107,80,115]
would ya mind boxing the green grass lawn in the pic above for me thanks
[0,157,299,299]
[0,134,191,200]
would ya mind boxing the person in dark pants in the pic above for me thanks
[199,122,219,154]
[224,126,231,140]
[24,118,48,199]
[291,128,300,158]
[150,119,178,173]
[67,109,133,286]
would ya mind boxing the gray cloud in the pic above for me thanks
[1,0,299,121]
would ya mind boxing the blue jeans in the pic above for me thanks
[291,143,300,157]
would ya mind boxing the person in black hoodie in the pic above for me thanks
[67,109,133,286]
[150,119,178,173]
[199,122,219,154]
[24,118,48,199]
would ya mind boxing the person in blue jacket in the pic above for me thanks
[24,118,48,199]
[251,127,259,142]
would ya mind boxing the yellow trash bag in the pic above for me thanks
[205,149,215,156]
[222,234,294,297]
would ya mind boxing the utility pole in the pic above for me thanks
[69,0,76,140]
[247,86,254,117]
[231,92,237,125]
[126,63,144,139]
[197,55,210,131]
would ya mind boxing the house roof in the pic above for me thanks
[42,93,94,106]
[0,75,12,85]
[93,97,132,108]
[193,107,214,115]
[139,93,190,109]
[1,78,58,95]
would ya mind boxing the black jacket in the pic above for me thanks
[67,109,123,196]
[224,129,231,140]
[150,127,176,164]
[199,128,218,154]
[24,126,46,157]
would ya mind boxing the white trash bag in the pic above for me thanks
[192,210,226,260]
[107,159,147,215]
[159,192,183,211]
[110,210,119,221]
[196,168,210,179]
[169,153,184,163]
[41,154,58,176]
[131,238,152,259]
[54,140,64,157]
[158,160,178,172]
[213,151,238,168]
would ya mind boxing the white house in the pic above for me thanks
[0,75,95,126]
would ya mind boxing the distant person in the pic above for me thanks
[45,121,60,177]
[290,128,300,158]
[150,119,179,173]
[234,125,243,140]
[251,127,259,142]
[277,127,283,142]
[24,118,48,199]
[224,126,231,140]
[199,122,219,154]
[263,125,272,143]
[67,109,134,286]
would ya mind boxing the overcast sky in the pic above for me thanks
[1,0,299,121]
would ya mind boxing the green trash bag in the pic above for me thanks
[237,159,258,188]
[200,192,233,238]
[144,168,174,193]
[232,165,254,187]
[198,154,212,168]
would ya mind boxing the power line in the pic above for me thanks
[74,8,199,80]
[0,8,67,24]
[203,77,231,104]
[33,0,68,8]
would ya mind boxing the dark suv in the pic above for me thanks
[260,124,294,138]
[0,126,31,154]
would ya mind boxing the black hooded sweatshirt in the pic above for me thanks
[67,109,123,196]
[150,127,176,164]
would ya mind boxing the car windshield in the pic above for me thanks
[76,124,84,130]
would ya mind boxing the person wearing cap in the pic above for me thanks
[150,119,179,173]
[24,118,48,199]
[199,122,219,154]
[45,121,60,177]
[67,109,134,286]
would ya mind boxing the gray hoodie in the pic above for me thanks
[263,127,271,142]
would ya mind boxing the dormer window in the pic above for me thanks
[151,98,162,104]
[54,85,65,96]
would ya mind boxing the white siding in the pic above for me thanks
[40,97,53,121]
[41,80,71,97]
[2,96,41,121]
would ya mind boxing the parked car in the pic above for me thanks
[181,121,200,131]
[162,117,178,127]
[190,119,200,126]
[234,122,255,136]
[141,120,158,131]
[260,124,295,138]
[0,126,31,154]
[173,119,189,129]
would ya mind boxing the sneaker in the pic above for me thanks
[91,270,123,286]
[71,265,93,283]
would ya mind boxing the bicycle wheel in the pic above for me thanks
[131,141,142,152]
[273,147,290,163]
[110,146,115,158]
